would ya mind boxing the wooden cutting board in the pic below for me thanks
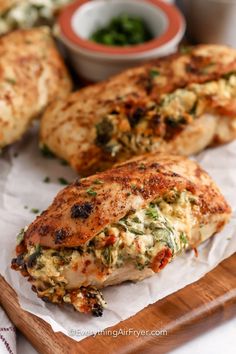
[0,253,236,354]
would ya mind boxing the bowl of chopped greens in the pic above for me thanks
[89,14,154,47]
[58,0,185,81]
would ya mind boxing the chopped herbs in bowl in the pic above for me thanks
[58,0,185,81]
[90,14,154,46]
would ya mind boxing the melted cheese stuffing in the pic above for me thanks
[160,74,236,119]
[24,190,197,293]
[98,74,236,155]
[0,0,71,34]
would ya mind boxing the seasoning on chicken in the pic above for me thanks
[0,27,72,149]
[11,154,231,316]
[40,44,236,175]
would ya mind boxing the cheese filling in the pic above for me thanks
[0,0,72,34]
[13,189,199,315]
[95,73,236,155]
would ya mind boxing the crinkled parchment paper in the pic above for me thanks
[0,125,235,341]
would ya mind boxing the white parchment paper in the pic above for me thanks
[0,124,236,341]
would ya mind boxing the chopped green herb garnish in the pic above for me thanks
[86,188,97,197]
[145,204,158,220]
[150,69,160,79]
[93,179,103,185]
[31,208,40,214]
[90,14,153,46]
[131,184,137,190]
[58,177,69,185]
[16,228,25,245]
[43,176,50,183]
[180,232,188,245]
[40,145,55,159]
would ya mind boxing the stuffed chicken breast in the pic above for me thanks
[0,0,72,35]
[11,154,231,316]
[0,27,71,149]
[40,44,236,176]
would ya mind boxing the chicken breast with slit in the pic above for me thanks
[11,154,231,316]
[40,44,236,176]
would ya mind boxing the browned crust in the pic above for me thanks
[40,44,236,175]
[23,154,231,249]
[0,27,72,147]
[0,0,20,13]
[54,44,236,100]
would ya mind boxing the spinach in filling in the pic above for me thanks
[94,74,236,156]
[21,190,191,278]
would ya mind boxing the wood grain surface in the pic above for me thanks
[0,253,236,354]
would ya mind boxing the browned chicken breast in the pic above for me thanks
[0,27,72,149]
[40,44,236,176]
[11,154,231,316]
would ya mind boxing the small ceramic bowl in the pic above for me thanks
[58,0,185,81]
